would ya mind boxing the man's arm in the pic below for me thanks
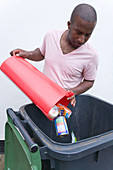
[70,79,94,96]
[67,79,94,107]
[10,48,44,61]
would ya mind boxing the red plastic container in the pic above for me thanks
[0,56,74,120]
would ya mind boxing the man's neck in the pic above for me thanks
[60,30,77,55]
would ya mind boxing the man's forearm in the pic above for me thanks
[25,48,44,61]
[70,80,94,96]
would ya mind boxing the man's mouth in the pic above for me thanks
[73,42,82,47]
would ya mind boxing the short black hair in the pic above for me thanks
[70,4,97,24]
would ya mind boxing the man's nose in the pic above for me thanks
[78,35,85,44]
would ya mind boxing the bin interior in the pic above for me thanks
[20,95,113,144]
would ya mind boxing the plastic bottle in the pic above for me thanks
[71,131,77,143]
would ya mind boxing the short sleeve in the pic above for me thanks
[39,33,48,56]
[83,54,99,80]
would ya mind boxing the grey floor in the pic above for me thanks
[0,154,4,170]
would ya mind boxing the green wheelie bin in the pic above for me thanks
[5,95,113,170]
[5,110,42,170]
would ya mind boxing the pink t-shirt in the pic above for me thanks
[40,30,98,89]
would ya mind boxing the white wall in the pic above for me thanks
[0,0,113,139]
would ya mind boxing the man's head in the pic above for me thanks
[67,4,97,49]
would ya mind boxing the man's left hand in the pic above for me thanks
[66,89,76,107]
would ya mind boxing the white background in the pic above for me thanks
[0,0,113,139]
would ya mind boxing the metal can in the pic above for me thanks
[63,106,72,118]
[57,103,72,118]
[54,116,69,137]
[48,105,59,119]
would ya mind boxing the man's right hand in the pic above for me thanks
[10,48,30,58]
[10,48,44,61]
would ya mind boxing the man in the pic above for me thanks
[10,4,98,107]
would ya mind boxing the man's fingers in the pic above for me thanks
[13,51,18,56]
[10,49,25,56]
[10,50,26,58]
[71,99,76,107]
[10,51,13,56]
[67,94,76,107]
[15,52,26,58]
[15,53,20,56]
[10,50,20,56]
[67,95,75,100]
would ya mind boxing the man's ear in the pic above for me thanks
[67,21,71,29]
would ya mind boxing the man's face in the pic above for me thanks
[67,16,96,49]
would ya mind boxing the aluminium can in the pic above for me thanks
[54,116,69,137]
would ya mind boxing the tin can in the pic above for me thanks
[54,116,69,137]
[57,103,64,116]
[63,106,72,118]
[57,103,72,118]
[48,105,59,119]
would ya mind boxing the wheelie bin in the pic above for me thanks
[6,94,113,170]
[1,57,113,169]
[5,109,42,170]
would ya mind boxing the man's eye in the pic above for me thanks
[76,30,81,34]
[85,33,91,37]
